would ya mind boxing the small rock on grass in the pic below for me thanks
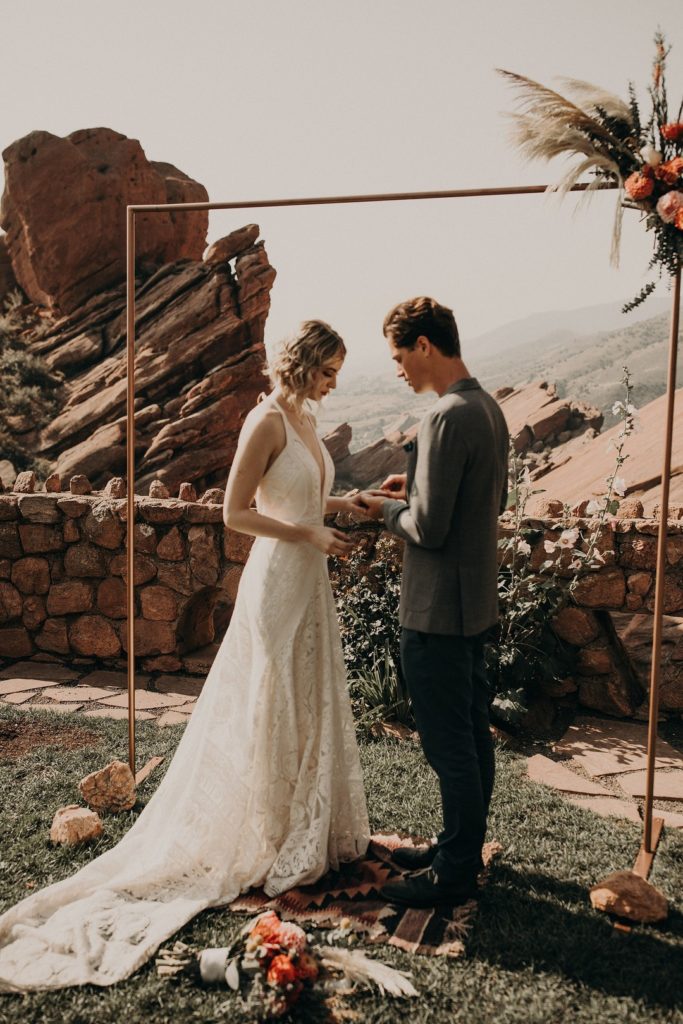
[590,870,668,924]
[78,759,136,812]
[50,805,103,845]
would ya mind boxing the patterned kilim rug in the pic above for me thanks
[229,835,502,958]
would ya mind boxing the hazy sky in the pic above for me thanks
[1,0,682,376]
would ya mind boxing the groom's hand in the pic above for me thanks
[380,473,407,501]
[354,491,386,521]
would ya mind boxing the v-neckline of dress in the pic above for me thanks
[274,398,326,505]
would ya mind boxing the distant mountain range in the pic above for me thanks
[465,296,671,361]
[320,297,680,450]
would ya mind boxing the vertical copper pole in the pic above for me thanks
[126,207,137,775]
[643,265,681,852]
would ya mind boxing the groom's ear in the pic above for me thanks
[415,335,431,356]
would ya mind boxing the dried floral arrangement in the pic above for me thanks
[156,910,417,1021]
[499,32,683,310]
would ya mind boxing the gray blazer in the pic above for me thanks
[383,378,509,637]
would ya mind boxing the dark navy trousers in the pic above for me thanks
[400,628,495,882]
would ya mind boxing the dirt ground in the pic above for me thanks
[0,719,100,760]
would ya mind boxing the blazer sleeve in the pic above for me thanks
[382,408,468,549]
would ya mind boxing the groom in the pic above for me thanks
[357,296,509,908]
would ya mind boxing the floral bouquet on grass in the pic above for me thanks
[499,31,682,310]
[156,910,417,1021]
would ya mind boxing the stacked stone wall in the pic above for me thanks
[0,491,251,674]
[1,490,682,718]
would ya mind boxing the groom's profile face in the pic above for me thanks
[388,336,428,393]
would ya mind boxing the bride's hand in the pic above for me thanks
[305,525,355,556]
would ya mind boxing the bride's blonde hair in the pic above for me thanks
[267,320,345,408]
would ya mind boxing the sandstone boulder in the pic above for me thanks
[0,626,33,656]
[157,527,186,561]
[78,759,136,813]
[69,475,92,495]
[322,423,352,463]
[82,502,124,549]
[140,585,178,621]
[35,617,69,654]
[572,568,626,609]
[12,471,35,493]
[0,581,22,623]
[96,577,127,618]
[50,805,103,845]
[1,128,209,313]
[336,438,408,490]
[590,870,668,923]
[204,224,260,263]
[578,672,637,718]
[178,482,197,502]
[149,480,170,499]
[46,580,94,615]
[104,477,126,498]
[11,556,50,595]
[198,488,224,506]
[551,606,601,646]
[69,614,121,657]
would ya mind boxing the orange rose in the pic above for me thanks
[267,953,298,987]
[295,952,319,982]
[675,208,683,231]
[625,171,655,200]
[654,157,683,185]
[661,122,683,142]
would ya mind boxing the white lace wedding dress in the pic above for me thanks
[0,400,370,991]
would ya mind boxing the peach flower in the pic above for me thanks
[654,157,683,185]
[624,171,655,200]
[250,910,283,946]
[656,190,683,224]
[277,922,307,955]
[676,208,683,231]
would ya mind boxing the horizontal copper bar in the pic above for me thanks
[128,180,617,214]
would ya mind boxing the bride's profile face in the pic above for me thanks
[307,352,345,402]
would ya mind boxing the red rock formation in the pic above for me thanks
[5,228,275,492]
[493,382,603,474]
[0,128,209,314]
[324,383,601,491]
[525,387,683,515]
[322,423,352,463]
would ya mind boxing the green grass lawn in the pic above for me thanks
[1,705,682,1024]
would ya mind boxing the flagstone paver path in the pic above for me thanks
[0,662,201,728]
[3,666,683,827]
[525,716,683,830]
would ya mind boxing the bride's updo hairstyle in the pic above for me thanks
[268,319,346,410]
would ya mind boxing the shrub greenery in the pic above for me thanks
[0,290,62,474]
[332,534,411,730]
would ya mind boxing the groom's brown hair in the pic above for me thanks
[383,296,460,357]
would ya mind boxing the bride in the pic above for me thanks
[0,319,370,992]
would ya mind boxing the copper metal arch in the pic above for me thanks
[125,180,677,871]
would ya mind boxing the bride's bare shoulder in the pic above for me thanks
[240,397,285,450]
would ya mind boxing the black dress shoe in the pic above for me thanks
[380,868,478,908]
[391,844,438,871]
